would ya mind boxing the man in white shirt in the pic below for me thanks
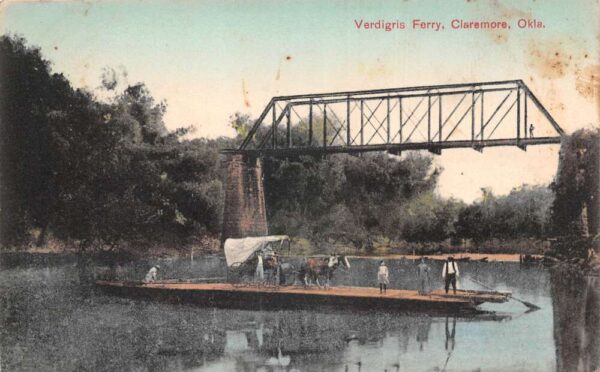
[378,261,389,294]
[442,257,459,294]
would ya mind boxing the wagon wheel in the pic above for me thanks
[229,262,252,287]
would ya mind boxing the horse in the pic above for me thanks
[298,255,351,288]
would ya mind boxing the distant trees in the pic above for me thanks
[454,185,554,241]
[261,149,459,247]
[398,193,464,242]
[263,148,555,247]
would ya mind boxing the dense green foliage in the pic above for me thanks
[263,153,445,245]
[263,153,554,248]
[0,35,566,253]
[0,35,230,250]
[455,186,553,241]
[549,129,599,257]
[550,129,599,237]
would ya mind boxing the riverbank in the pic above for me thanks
[0,235,551,263]
[1,250,541,264]
[350,253,541,263]
[0,237,221,259]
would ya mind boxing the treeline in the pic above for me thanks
[263,153,554,249]
[0,35,580,254]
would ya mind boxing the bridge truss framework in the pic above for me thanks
[226,80,565,157]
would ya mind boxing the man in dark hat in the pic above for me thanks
[442,257,459,294]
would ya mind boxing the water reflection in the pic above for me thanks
[444,317,456,352]
[416,316,432,351]
[551,269,600,372]
[1,254,597,371]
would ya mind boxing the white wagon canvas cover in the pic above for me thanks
[224,236,289,267]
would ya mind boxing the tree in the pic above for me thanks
[0,35,228,250]
[454,185,554,241]
[551,129,599,237]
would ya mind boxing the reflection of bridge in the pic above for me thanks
[221,81,565,241]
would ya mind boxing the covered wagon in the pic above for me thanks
[224,236,291,285]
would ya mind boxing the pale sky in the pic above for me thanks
[1,0,598,202]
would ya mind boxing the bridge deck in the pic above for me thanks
[223,137,561,156]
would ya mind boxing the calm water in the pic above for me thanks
[0,254,598,372]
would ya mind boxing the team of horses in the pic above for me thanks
[244,254,351,288]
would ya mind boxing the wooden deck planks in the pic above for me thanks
[96,281,509,305]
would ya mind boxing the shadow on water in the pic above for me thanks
[0,253,598,371]
[550,268,600,372]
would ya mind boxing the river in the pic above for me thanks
[0,254,598,371]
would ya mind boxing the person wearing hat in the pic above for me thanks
[442,257,459,294]
[377,261,389,294]
[144,265,160,283]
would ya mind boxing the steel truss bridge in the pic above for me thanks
[224,80,565,156]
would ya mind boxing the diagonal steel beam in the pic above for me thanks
[363,100,388,144]
[518,82,565,136]
[445,93,481,141]
[405,96,440,143]
[487,96,519,139]
[474,90,513,139]
[432,93,468,139]
[314,103,346,146]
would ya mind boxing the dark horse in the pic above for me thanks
[298,255,351,288]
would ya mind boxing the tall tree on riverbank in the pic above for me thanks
[0,35,88,246]
[0,35,226,250]
[550,128,600,257]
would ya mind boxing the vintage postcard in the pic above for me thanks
[0,0,598,371]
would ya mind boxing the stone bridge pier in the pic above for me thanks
[221,154,268,245]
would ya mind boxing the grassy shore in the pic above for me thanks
[286,236,547,257]
[2,235,548,261]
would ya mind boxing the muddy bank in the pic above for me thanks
[1,239,221,260]
[349,253,541,263]
[2,249,541,263]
